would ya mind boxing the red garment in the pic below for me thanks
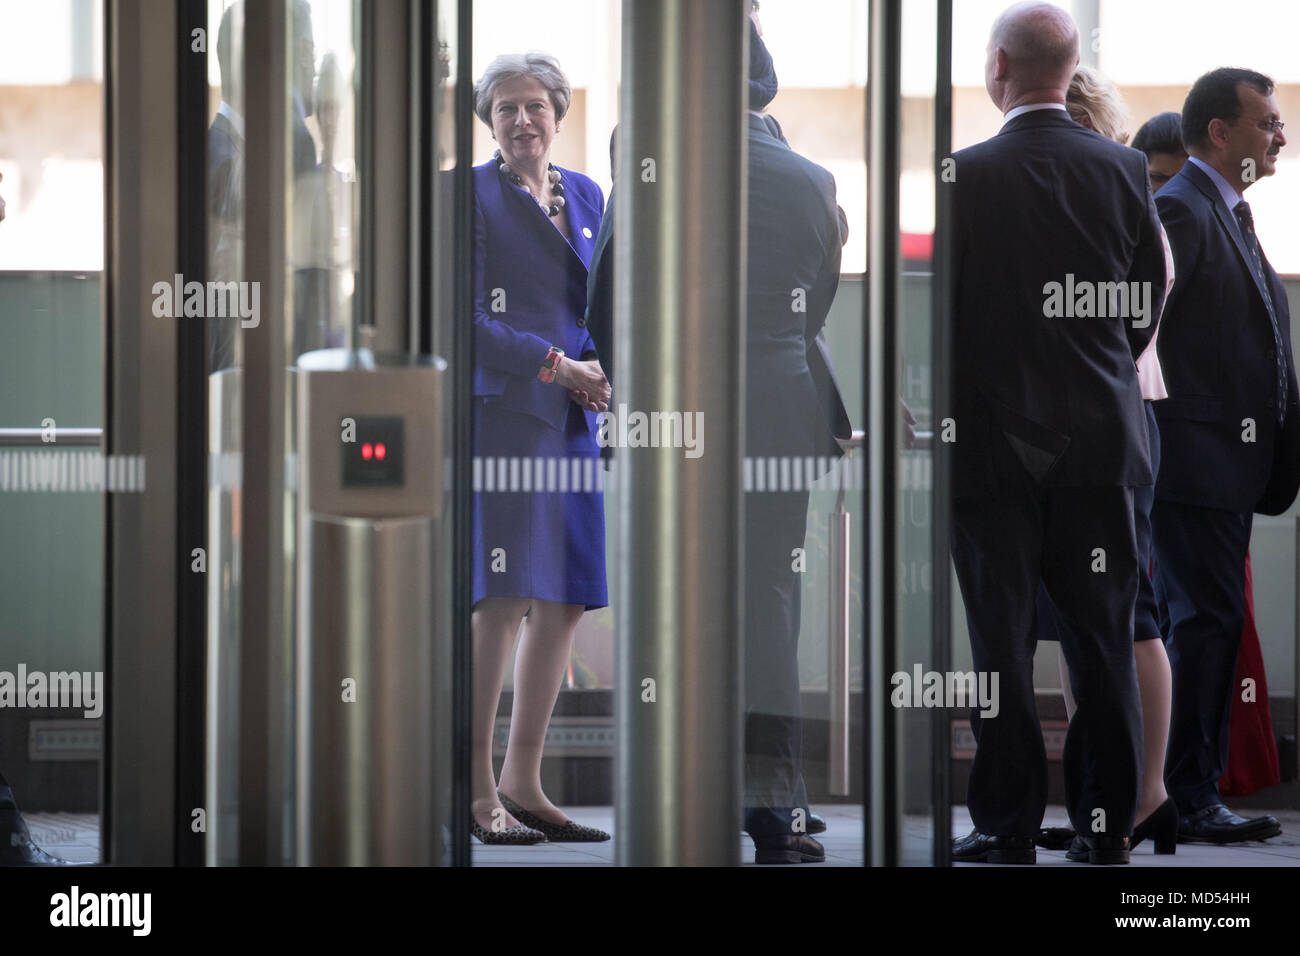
[1219,552,1281,795]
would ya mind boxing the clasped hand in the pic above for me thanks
[555,356,611,413]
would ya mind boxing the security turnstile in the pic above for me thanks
[294,349,446,865]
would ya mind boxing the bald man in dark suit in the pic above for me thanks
[949,2,1166,865]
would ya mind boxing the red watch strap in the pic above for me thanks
[539,346,564,383]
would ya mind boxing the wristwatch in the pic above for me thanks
[538,346,565,384]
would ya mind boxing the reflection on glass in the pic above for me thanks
[289,1,357,361]
[205,0,245,866]
[742,17,854,854]
[897,0,939,865]
[0,0,105,866]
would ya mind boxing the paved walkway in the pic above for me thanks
[24,805,1299,866]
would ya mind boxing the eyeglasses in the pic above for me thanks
[1247,117,1286,133]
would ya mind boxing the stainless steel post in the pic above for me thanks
[828,433,864,796]
[615,0,748,866]
[294,353,444,865]
[866,0,903,867]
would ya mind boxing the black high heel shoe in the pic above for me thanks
[498,791,611,842]
[1130,797,1178,855]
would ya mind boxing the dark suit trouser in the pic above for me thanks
[743,488,812,837]
[952,482,1142,837]
[1150,500,1252,814]
[1037,402,1164,656]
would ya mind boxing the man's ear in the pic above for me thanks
[1206,117,1231,150]
[994,48,1010,82]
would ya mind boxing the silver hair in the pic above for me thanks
[473,53,572,127]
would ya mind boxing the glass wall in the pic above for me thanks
[204,0,364,865]
[463,0,916,865]
[0,0,105,865]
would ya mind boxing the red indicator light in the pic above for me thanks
[362,443,373,460]
[375,443,387,460]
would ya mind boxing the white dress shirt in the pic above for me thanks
[1001,102,1068,126]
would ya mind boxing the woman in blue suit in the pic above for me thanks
[469,53,611,844]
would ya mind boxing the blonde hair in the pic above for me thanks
[1066,66,1129,145]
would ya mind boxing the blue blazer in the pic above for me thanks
[472,159,604,433]
[1153,161,1300,514]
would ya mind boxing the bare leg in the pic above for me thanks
[1058,645,1077,720]
[1134,637,1172,821]
[497,599,584,824]
[1059,639,1171,822]
[471,597,531,830]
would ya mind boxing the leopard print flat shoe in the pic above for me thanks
[470,815,547,845]
[498,791,611,843]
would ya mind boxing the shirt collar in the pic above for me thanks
[1002,102,1068,124]
[1187,155,1246,212]
[217,100,245,140]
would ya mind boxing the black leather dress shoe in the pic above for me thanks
[753,834,825,865]
[1177,804,1281,844]
[1035,826,1076,851]
[1066,833,1130,864]
[952,829,1035,864]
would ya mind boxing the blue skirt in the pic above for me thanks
[471,400,608,609]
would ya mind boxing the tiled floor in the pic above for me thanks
[23,804,1300,866]
[470,803,866,866]
[950,806,1300,867]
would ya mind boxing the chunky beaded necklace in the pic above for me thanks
[495,149,565,217]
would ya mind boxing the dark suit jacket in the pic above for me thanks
[949,108,1166,497]
[585,195,615,383]
[207,103,319,371]
[585,114,847,459]
[1153,161,1300,514]
[473,159,604,433]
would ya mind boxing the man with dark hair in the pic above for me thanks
[949,2,1166,865]
[1150,67,1297,844]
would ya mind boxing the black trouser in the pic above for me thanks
[952,482,1143,837]
[1037,401,1164,657]
[1150,500,1252,814]
[743,488,812,837]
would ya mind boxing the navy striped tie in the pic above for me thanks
[1234,200,1287,426]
